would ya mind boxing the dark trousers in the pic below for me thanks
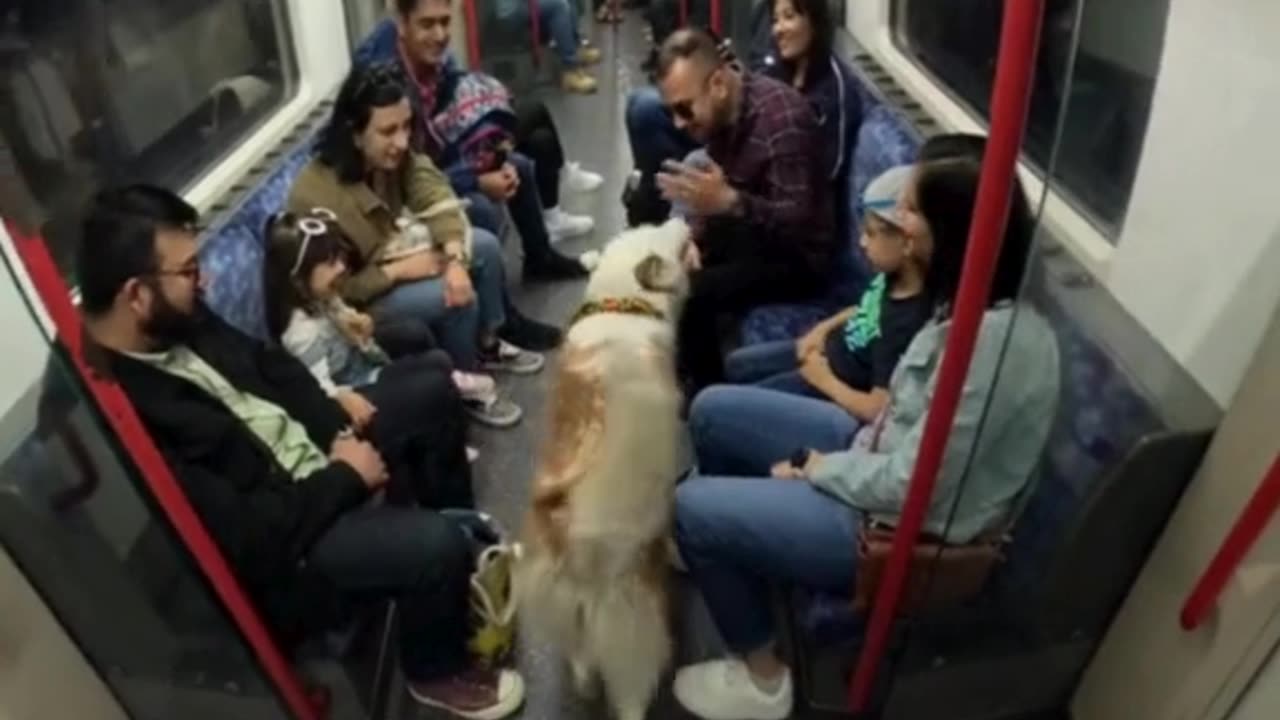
[679,255,820,393]
[513,99,564,210]
[312,351,476,682]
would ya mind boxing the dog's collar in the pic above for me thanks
[569,297,666,327]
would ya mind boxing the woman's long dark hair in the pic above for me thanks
[262,211,351,340]
[916,158,1035,316]
[316,62,410,183]
[773,0,835,80]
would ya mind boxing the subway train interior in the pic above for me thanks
[1,1,1279,719]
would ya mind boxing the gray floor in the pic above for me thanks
[392,13,734,720]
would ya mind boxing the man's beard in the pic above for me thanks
[142,289,200,349]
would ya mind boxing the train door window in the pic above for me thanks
[0,258,294,718]
[0,0,298,279]
[345,0,389,51]
[891,0,1171,238]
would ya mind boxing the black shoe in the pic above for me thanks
[499,312,563,351]
[525,251,589,282]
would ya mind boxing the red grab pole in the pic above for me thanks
[679,0,688,27]
[846,0,1045,711]
[3,222,323,720]
[463,0,482,68]
[710,0,723,35]
[527,0,543,67]
[1181,453,1280,630]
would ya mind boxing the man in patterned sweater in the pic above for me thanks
[654,28,835,394]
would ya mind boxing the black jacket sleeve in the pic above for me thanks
[162,448,369,587]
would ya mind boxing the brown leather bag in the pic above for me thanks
[852,520,1007,615]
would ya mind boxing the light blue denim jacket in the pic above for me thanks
[810,303,1061,543]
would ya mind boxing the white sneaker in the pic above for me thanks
[544,206,595,244]
[562,161,604,193]
[673,659,792,720]
[466,446,480,463]
[578,249,601,272]
[452,371,497,403]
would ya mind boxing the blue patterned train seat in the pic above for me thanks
[199,138,317,340]
[740,99,921,347]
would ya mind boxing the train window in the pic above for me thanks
[344,0,388,51]
[891,0,1170,238]
[0,0,298,278]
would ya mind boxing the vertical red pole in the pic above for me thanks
[463,0,482,68]
[679,0,688,27]
[4,223,323,720]
[710,0,722,35]
[846,0,1045,711]
[1181,453,1280,630]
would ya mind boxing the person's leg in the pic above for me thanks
[507,152,592,281]
[467,229,508,343]
[755,370,828,400]
[673,475,861,717]
[373,277,481,372]
[537,0,598,92]
[687,384,859,477]
[357,351,473,509]
[309,507,525,715]
[512,99,564,208]
[465,191,506,239]
[722,339,797,384]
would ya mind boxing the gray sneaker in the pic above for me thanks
[465,394,523,429]
[481,339,545,375]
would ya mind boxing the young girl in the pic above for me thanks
[723,164,934,423]
[263,208,522,434]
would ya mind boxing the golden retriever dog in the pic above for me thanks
[515,218,692,720]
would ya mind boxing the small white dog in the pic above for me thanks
[515,218,692,720]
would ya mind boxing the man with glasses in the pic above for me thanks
[653,28,834,395]
[76,185,527,717]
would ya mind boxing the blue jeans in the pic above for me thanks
[625,86,698,177]
[675,385,862,652]
[309,506,473,682]
[497,0,581,66]
[465,192,507,239]
[724,339,826,399]
[371,229,506,371]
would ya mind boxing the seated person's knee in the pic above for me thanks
[466,194,504,236]
[625,87,666,134]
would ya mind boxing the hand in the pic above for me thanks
[442,261,475,308]
[330,436,388,489]
[386,251,441,282]
[799,351,835,388]
[342,312,375,343]
[335,389,377,431]
[656,160,737,217]
[682,242,702,272]
[795,324,828,362]
[770,450,824,480]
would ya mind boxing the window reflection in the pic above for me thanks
[893,0,1170,237]
[0,0,297,277]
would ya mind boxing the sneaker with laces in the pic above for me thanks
[499,313,562,351]
[481,339,545,375]
[577,45,603,65]
[464,393,523,428]
[673,659,793,720]
[466,446,480,463]
[408,668,526,720]
[562,162,604,193]
[562,68,598,94]
[544,207,595,243]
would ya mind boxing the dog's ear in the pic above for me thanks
[634,253,678,294]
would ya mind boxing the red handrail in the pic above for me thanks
[463,0,481,68]
[1181,453,1280,630]
[679,0,688,27]
[846,0,1045,711]
[3,222,323,720]
[710,0,722,35]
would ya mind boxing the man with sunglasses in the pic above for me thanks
[77,185,527,717]
[653,28,835,395]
